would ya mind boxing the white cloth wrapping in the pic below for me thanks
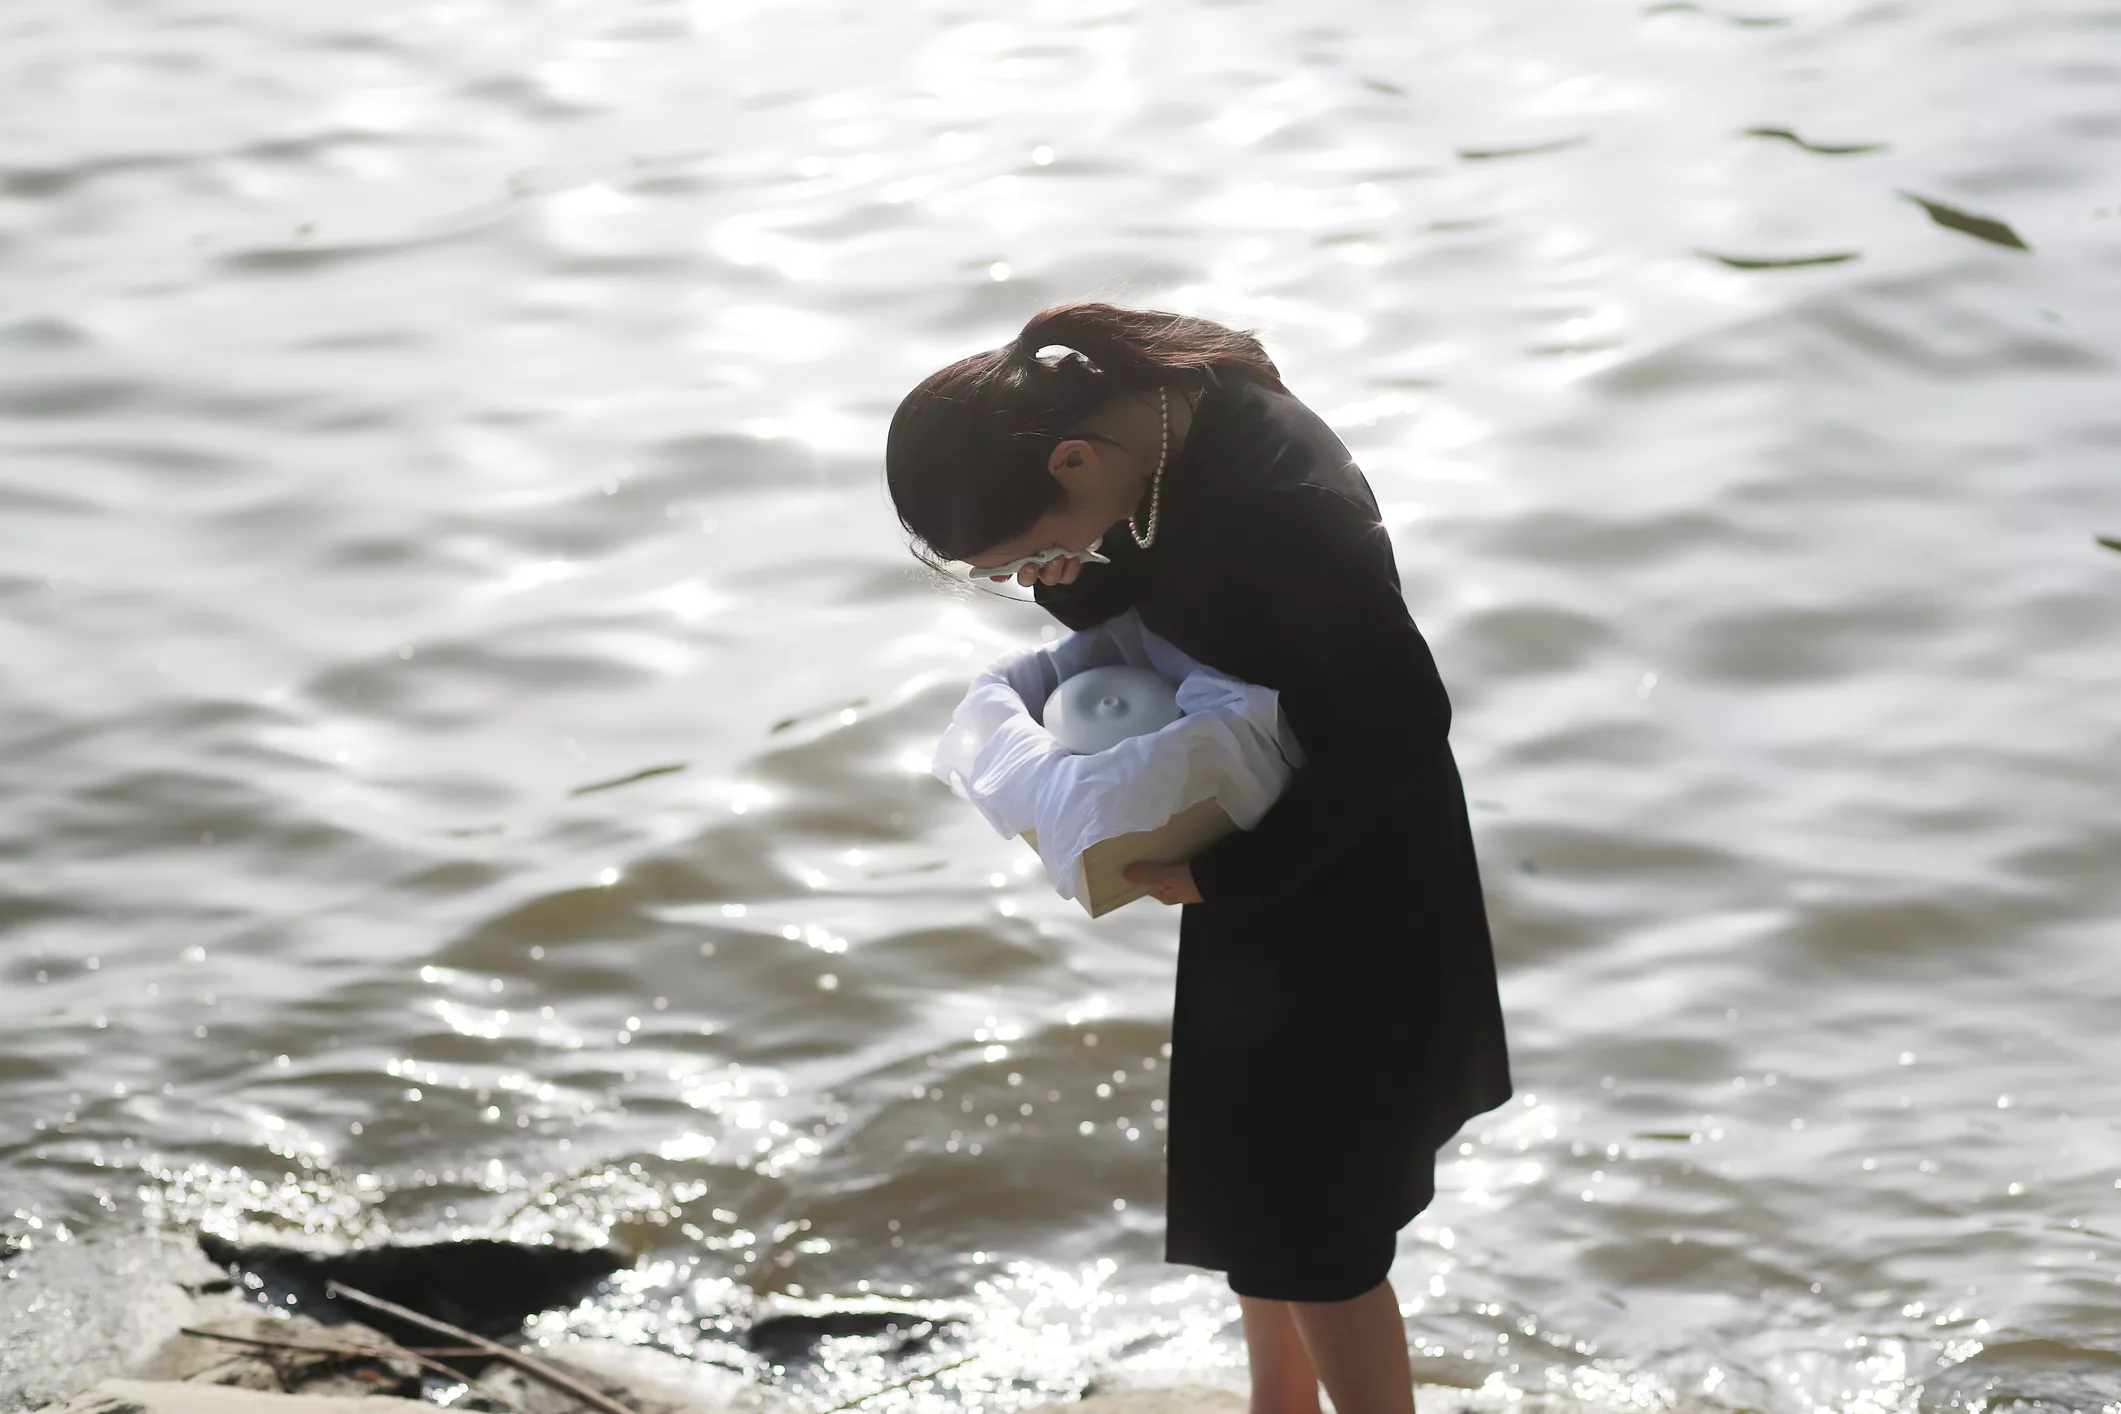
[931,608,1306,901]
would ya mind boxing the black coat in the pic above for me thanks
[1032,365,1513,1289]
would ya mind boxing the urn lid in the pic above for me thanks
[1042,665,1184,755]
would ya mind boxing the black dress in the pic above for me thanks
[1032,366,1513,1303]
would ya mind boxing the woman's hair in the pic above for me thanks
[885,301,1285,576]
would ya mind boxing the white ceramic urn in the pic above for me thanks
[1041,665,1184,755]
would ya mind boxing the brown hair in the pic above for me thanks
[885,301,1284,576]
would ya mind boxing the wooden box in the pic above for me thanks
[1021,796,1236,918]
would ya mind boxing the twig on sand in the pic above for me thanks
[287,1279,979,1414]
[324,1280,638,1414]
[178,1327,487,1357]
[175,1325,528,1414]
[813,1354,979,1414]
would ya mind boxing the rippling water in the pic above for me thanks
[6,2,2121,1411]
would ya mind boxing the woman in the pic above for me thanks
[885,302,1513,1414]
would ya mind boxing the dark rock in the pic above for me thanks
[744,1310,947,1366]
[195,1235,626,1352]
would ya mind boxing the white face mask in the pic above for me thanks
[962,538,1111,582]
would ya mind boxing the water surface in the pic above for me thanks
[5,2,2121,1411]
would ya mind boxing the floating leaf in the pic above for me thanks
[441,824,504,838]
[1644,5,1793,25]
[1698,248,1861,270]
[1362,77,1406,96]
[866,861,949,878]
[771,696,872,734]
[1744,126,1888,155]
[568,761,689,797]
[2097,535,2121,555]
[1458,135,1590,161]
[1633,1131,1699,1142]
[1902,192,2030,251]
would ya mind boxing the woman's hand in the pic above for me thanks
[1123,860,1203,906]
[1001,555,1082,588]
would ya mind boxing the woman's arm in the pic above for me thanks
[1185,483,1453,904]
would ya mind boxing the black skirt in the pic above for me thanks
[1033,366,1514,1300]
[1165,747,1507,1301]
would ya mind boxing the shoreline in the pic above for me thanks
[7,1230,1547,1414]
[6,1230,1258,1414]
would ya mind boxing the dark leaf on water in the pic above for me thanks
[1644,4,1791,21]
[867,860,948,878]
[441,824,504,837]
[1528,340,1620,358]
[1902,192,2030,251]
[1744,126,1888,155]
[1458,136,1589,161]
[1697,248,1861,270]
[2097,535,2121,555]
[771,696,871,734]
[567,761,689,796]
[1633,1131,1698,1142]
[1362,77,1406,96]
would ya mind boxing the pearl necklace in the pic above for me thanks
[1127,388,1169,550]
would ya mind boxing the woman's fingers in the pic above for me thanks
[1122,860,1200,906]
[1004,554,1084,588]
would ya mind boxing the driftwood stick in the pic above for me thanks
[176,1326,531,1414]
[324,1280,637,1414]
[178,1326,486,1357]
[814,1354,979,1414]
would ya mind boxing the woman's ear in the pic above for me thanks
[1046,437,1098,489]
[1047,438,1094,483]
